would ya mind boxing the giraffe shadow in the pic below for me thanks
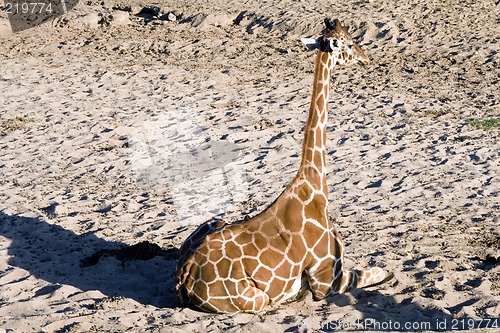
[0,211,180,308]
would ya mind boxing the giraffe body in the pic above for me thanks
[176,18,389,314]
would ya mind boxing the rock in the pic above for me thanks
[130,6,142,15]
[111,10,129,26]
[113,4,141,15]
[159,12,177,22]
[168,12,177,21]
[191,13,234,30]
[139,6,161,17]
[67,13,101,29]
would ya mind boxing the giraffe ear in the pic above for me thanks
[300,38,320,51]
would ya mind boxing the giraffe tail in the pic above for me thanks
[337,267,393,293]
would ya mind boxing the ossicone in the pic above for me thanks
[324,18,341,32]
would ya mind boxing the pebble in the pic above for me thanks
[166,12,177,22]
[139,6,161,17]
[68,13,101,29]
[191,13,234,30]
[111,10,130,26]
[112,4,141,15]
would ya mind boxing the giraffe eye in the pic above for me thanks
[347,43,353,49]
[329,39,338,49]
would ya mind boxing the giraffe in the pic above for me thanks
[175,18,390,314]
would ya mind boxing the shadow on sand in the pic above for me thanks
[0,211,181,308]
[1,211,498,329]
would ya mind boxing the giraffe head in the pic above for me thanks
[301,18,370,66]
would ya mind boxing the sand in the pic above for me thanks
[0,0,499,331]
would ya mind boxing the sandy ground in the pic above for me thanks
[0,0,499,331]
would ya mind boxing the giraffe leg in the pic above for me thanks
[229,283,270,313]
[197,279,270,314]
[184,272,270,314]
[305,258,342,300]
[336,267,391,293]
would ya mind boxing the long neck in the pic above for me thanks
[297,51,333,192]
[261,51,334,227]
